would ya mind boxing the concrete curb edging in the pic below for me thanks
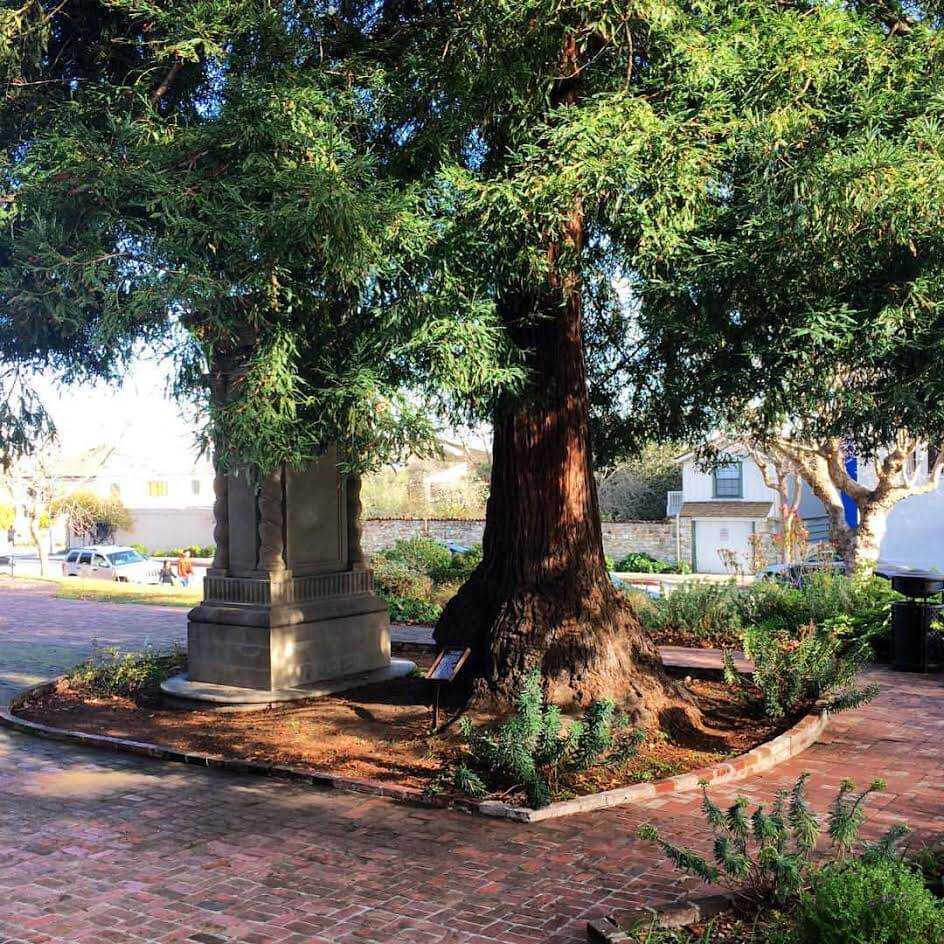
[0,678,828,824]
[587,894,736,942]
[0,679,444,810]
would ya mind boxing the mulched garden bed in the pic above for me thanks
[646,627,741,650]
[14,665,794,802]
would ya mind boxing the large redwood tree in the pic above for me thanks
[370,4,725,713]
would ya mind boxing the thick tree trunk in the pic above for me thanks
[434,286,683,721]
[436,249,683,720]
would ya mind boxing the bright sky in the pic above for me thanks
[35,357,204,469]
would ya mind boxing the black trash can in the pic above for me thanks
[891,600,943,673]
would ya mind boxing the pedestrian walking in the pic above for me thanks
[176,548,194,588]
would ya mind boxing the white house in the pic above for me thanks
[674,445,944,573]
[673,445,781,573]
[54,445,216,551]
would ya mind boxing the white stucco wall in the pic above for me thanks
[879,490,944,570]
[114,507,215,551]
[681,453,780,504]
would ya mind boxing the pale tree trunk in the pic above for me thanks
[851,503,891,573]
[762,436,944,576]
[28,517,48,576]
[746,444,804,564]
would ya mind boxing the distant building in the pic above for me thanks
[54,445,215,551]
[673,443,944,573]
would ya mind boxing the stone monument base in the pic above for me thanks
[185,590,392,692]
[160,657,416,709]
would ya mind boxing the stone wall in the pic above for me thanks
[362,519,485,555]
[364,517,690,565]
[601,519,690,565]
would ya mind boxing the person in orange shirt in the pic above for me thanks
[176,549,194,587]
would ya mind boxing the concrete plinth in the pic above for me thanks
[187,593,391,691]
[160,657,416,709]
[186,443,395,705]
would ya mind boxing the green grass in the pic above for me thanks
[54,578,201,608]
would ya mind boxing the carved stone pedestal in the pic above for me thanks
[163,448,405,703]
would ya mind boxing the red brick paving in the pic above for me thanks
[0,584,942,943]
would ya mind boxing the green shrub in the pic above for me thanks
[790,859,944,944]
[452,669,645,808]
[640,773,909,909]
[69,644,186,696]
[151,545,215,558]
[637,572,896,651]
[430,543,483,584]
[617,551,670,573]
[604,554,616,570]
[638,581,743,645]
[372,556,435,600]
[727,617,878,718]
[381,594,443,624]
[129,542,149,556]
[378,537,453,577]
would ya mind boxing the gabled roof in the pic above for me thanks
[680,501,774,518]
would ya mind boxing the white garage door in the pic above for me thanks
[694,519,755,574]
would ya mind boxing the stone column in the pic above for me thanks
[347,474,367,571]
[184,449,394,695]
[257,468,286,575]
[207,364,230,577]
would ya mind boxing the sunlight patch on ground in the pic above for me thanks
[17,768,179,799]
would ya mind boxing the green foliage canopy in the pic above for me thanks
[625,1,944,456]
[0,0,522,476]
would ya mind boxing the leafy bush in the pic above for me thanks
[371,539,482,622]
[637,582,743,645]
[431,543,482,584]
[451,669,644,808]
[788,859,944,944]
[377,537,453,577]
[0,502,15,532]
[726,617,878,717]
[69,644,186,697]
[383,595,443,624]
[638,572,896,651]
[53,490,133,544]
[911,845,944,898]
[640,773,909,908]
[130,542,149,556]
[151,545,215,558]
[372,556,435,600]
[618,551,670,573]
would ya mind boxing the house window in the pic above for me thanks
[147,480,169,498]
[191,479,201,496]
[713,462,743,499]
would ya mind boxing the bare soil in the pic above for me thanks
[17,665,791,801]
[646,627,741,650]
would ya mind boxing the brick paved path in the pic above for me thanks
[0,583,186,707]
[1,583,942,944]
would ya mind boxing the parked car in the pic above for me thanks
[757,550,846,583]
[61,545,161,584]
[757,551,908,586]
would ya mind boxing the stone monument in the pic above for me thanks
[163,446,411,704]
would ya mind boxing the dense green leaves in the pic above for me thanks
[0,0,522,476]
[4,0,944,480]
